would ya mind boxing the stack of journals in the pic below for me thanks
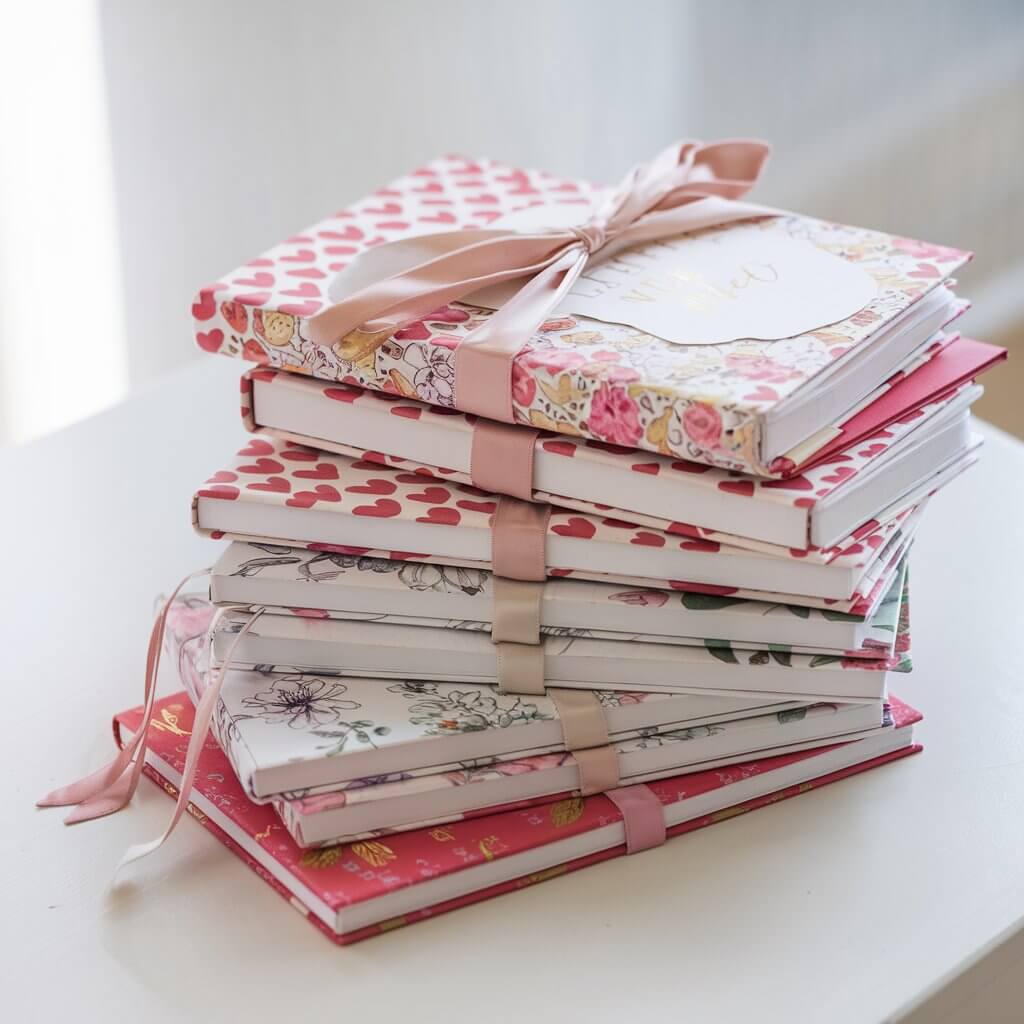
[50,140,1005,944]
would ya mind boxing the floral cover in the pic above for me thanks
[115,692,921,943]
[192,435,923,604]
[212,541,907,657]
[239,341,988,549]
[192,152,969,475]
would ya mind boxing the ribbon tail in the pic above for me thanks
[36,568,211,818]
[115,608,264,876]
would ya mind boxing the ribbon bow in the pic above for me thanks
[309,138,771,422]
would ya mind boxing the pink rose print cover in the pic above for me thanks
[191,152,970,475]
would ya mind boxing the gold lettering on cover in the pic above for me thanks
[549,797,585,827]
[429,826,456,842]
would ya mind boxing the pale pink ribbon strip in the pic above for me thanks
[491,496,550,581]
[574,745,621,797]
[471,420,540,501]
[491,576,546,695]
[550,687,611,749]
[308,138,770,423]
[605,785,667,854]
[36,569,211,824]
[116,608,264,873]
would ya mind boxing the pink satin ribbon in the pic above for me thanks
[36,569,211,824]
[308,138,770,423]
[491,496,550,580]
[605,785,667,854]
[471,420,539,500]
[37,569,265,873]
[491,576,546,695]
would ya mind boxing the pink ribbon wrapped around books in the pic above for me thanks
[309,138,771,427]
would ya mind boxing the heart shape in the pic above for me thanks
[390,405,422,420]
[235,271,274,288]
[681,539,720,553]
[237,439,273,457]
[324,387,361,404]
[365,201,402,216]
[551,517,596,539]
[353,498,401,517]
[294,463,340,480]
[198,485,239,501]
[318,226,364,241]
[248,476,290,493]
[542,439,576,457]
[281,282,321,298]
[419,211,456,224]
[280,249,316,263]
[236,291,272,306]
[408,486,451,504]
[197,329,224,353]
[395,321,430,341]
[631,531,665,547]
[670,460,712,475]
[278,299,322,316]
[346,479,397,495]
[456,499,497,514]
[237,457,284,475]
[631,463,659,476]
[192,285,225,321]
[416,506,461,526]
[205,470,237,484]
[285,267,326,280]
[717,479,755,497]
[220,300,248,333]
[279,448,318,462]
[376,220,411,231]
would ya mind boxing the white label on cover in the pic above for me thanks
[485,207,879,345]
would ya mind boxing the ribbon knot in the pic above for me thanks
[569,220,608,256]
[310,137,771,423]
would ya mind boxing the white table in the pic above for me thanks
[3,357,1023,1024]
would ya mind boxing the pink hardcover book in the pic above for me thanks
[191,433,948,607]
[191,148,971,477]
[240,335,1001,547]
[114,693,921,943]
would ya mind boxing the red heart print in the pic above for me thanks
[248,476,290,493]
[346,479,397,495]
[395,321,430,341]
[794,498,817,509]
[391,406,422,420]
[631,531,665,547]
[551,517,596,539]
[236,291,272,306]
[376,220,411,231]
[280,448,318,462]
[472,210,502,224]
[238,457,284,475]
[198,485,239,500]
[281,282,321,298]
[408,486,451,504]
[412,181,443,194]
[354,498,401,517]
[311,485,341,502]
[419,211,456,224]
[465,193,498,205]
[717,479,755,496]
[197,329,224,353]
[205,470,237,484]
[667,581,738,595]
[235,271,274,288]
[294,463,340,480]
[743,385,779,403]
[761,475,813,491]
[451,160,483,175]
[631,463,659,476]
[425,306,470,324]
[278,300,322,316]
[670,460,712,475]
[365,201,402,216]
[416,506,461,526]
[237,439,273,456]
[456,499,497,514]
[909,263,940,279]
[286,491,317,509]
[192,285,225,321]
[280,249,316,263]
[665,521,701,539]
[325,244,358,256]
[220,300,248,333]
[318,226,364,241]
[542,440,576,457]
[285,268,326,280]
[681,539,720,553]
[857,443,887,458]
[324,387,361,403]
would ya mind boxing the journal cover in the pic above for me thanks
[211,541,908,657]
[191,151,970,476]
[240,336,999,547]
[192,434,943,603]
[114,693,921,943]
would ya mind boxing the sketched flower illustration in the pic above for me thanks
[242,675,361,729]
[386,681,551,734]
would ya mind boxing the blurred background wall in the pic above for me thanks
[1,0,1022,445]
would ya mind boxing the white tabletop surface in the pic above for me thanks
[3,357,1023,1024]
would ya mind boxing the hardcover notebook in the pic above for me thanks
[116,692,922,943]
[191,150,972,476]
[241,336,1002,547]
[211,542,908,657]
[192,433,951,604]
[166,597,890,800]
[208,596,910,700]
